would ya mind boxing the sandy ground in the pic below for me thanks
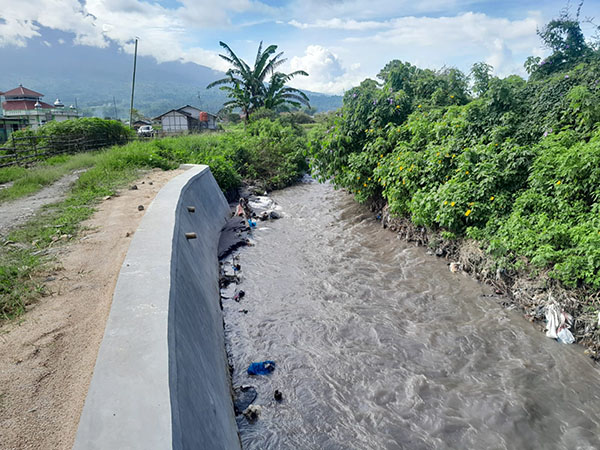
[0,168,185,450]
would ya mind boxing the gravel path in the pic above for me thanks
[0,170,85,238]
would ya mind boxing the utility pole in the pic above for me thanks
[129,37,139,129]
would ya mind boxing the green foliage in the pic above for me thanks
[207,41,310,119]
[308,12,600,290]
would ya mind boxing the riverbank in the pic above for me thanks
[376,201,600,360]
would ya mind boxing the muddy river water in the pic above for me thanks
[222,179,600,450]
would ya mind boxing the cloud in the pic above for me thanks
[0,0,268,71]
[288,18,388,31]
[287,45,364,94]
[338,12,545,77]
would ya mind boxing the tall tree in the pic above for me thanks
[207,41,309,119]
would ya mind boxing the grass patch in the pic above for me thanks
[0,152,100,204]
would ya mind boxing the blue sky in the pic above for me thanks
[1,0,599,94]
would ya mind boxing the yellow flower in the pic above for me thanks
[383,182,386,186]
[363,183,367,187]
[465,170,469,174]
[450,95,454,98]
[444,201,448,205]
[451,202,456,207]
[556,180,561,185]
[469,202,474,206]
[438,160,442,164]
[418,104,422,108]
[357,175,360,179]
[490,196,495,201]
[378,177,381,182]
[358,190,361,193]
[399,166,403,171]
[368,177,371,181]
[452,154,456,158]
[396,105,400,109]
[437,152,440,156]
[402,179,406,185]
[397,157,401,161]
[380,154,383,158]
[465,209,472,217]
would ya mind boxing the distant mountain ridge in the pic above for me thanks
[0,35,342,119]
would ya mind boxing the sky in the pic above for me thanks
[1,0,599,95]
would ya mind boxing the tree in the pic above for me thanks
[207,41,309,120]
[470,62,493,97]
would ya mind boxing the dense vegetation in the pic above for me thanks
[0,116,308,319]
[308,13,600,290]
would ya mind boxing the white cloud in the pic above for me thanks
[0,0,268,71]
[338,12,545,78]
[288,18,388,31]
[287,45,364,94]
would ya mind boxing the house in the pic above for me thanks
[0,90,27,143]
[153,105,217,134]
[0,85,80,131]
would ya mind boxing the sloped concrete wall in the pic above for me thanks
[74,165,240,450]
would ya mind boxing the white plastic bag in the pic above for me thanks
[557,327,575,344]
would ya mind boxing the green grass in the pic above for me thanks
[0,152,99,204]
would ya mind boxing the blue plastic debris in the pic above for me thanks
[248,219,257,228]
[247,360,276,375]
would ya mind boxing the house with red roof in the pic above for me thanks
[0,85,80,134]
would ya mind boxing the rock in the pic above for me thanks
[148,181,153,185]
[103,195,112,201]
[239,309,249,314]
[269,210,280,220]
[137,205,144,211]
[130,185,138,190]
[274,390,283,402]
[435,248,446,257]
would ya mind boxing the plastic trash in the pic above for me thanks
[546,303,574,341]
[247,360,276,375]
[248,219,257,228]
[557,327,575,344]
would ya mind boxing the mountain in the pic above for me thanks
[0,34,342,119]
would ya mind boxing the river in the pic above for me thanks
[221,179,600,450]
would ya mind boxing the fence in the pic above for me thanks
[0,133,136,168]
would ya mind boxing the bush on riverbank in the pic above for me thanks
[307,17,600,295]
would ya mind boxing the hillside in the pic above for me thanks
[0,37,342,119]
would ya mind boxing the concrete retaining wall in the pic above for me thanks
[74,165,241,450]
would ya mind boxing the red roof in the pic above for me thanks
[3,86,44,98]
[2,100,53,111]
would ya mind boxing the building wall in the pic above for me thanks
[162,111,189,133]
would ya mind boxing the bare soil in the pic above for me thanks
[0,168,184,450]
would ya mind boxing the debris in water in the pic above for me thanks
[545,303,574,343]
[137,205,144,211]
[233,290,245,302]
[247,361,276,375]
[243,404,262,420]
[274,390,283,402]
[449,262,461,273]
[233,385,257,414]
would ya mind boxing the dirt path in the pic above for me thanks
[0,168,185,450]
[0,170,86,238]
